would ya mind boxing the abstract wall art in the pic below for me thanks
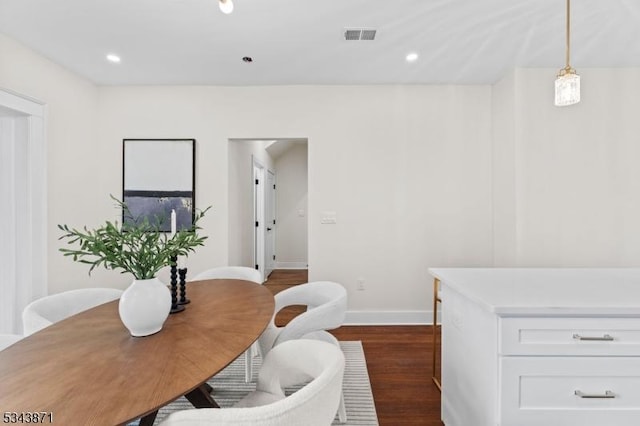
[122,139,195,232]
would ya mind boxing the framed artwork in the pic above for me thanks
[122,139,195,232]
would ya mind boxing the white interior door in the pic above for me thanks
[264,170,276,279]
[0,90,47,334]
[252,158,265,280]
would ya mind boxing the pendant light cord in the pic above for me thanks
[565,0,571,69]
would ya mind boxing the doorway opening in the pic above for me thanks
[228,139,308,282]
[0,90,47,334]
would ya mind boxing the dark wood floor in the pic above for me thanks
[264,269,443,426]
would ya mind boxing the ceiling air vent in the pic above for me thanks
[344,28,377,41]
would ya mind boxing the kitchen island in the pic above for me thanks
[429,268,640,426]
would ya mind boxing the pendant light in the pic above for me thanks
[555,0,580,106]
[219,0,234,14]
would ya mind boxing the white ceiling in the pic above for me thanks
[265,139,307,160]
[1,0,639,86]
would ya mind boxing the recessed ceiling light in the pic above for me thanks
[106,54,121,63]
[406,52,419,63]
[219,0,233,14]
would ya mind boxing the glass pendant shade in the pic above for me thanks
[555,0,580,107]
[554,69,580,107]
[219,0,233,14]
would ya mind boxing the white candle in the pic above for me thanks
[170,209,177,237]
[178,256,187,270]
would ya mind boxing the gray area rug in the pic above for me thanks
[132,341,378,425]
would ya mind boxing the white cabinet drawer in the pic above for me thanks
[500,356,640,426]
[500,317,640,356]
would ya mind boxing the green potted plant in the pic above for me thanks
[58,196,210,337]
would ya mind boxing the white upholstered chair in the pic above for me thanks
[0,334,23,351]
[258,281,348,423]
[191,266,263,284]
[191,266,263,382]
[22,288,123,336]
[159,339,345,426]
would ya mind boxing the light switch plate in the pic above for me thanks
[321,211,337,224]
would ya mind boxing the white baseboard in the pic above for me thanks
[344,310,441,326]
[274,262,308,270]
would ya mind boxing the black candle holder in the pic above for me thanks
[178,267,190,305]
[170,255,185,314]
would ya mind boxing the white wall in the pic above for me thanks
[309,86,493,315]
[21,32,640,322]
[91,84,497,318]
[1,35,496,318]
[492,68,640,267]
[492,69,518,266]
[275,143,308,266]
[0,34,110,295]
[228,140,275,268]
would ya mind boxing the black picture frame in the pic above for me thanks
[122,139,196,232]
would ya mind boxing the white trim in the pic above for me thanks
[252,156,265,278]
[344,310,440,326]
[0,117,17,332]
[265,168,276,277]
[274,261,308,270]
[0,90,47,334]
[0,88,45,117]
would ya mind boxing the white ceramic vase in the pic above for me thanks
[118,277,172,337]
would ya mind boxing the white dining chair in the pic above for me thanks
[158,339,345,426]
[191,266,263,284]
[0,334,23,351]
[22,288,123,336]
[258,280,348,423]
[300,330,348,423]
[191,266,263,382]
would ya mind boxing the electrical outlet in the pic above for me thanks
[357,278,365,291]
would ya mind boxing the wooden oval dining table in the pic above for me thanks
[0,279,275,426]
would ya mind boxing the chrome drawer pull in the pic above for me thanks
[572,333,614,341]
[574,390,616,399]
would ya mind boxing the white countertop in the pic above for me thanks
[429,268,640,316]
